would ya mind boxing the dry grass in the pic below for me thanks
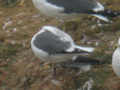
[0,0,120,90]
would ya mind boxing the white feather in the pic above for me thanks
[92,14,110,22]
[112,38,120,78]
[75,45,95,52]
[32,0,64,17]
[112,47,120,78]
[93,2,104,12]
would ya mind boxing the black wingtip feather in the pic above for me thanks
[72,56,102,65]
[61,56,105,67]
[96,9,120,18]
[60,56,105,69]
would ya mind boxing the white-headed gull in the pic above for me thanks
[32,0,120,22]
[31,26,101,72]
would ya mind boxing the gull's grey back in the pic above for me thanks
[47,0,97,13]
[33,31,71,54]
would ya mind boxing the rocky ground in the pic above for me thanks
[0,0,120,90]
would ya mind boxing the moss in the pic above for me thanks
[0,43,21,59]
[0,0,19,7]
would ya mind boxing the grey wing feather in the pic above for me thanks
[47,0,98,13]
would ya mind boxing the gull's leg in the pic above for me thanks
[55,17,65,29]
[40,62,57,76]
[42,62,57,76]
[51,64,57,76]
[42,62,51,70]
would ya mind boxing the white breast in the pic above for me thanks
[112,48,120,78]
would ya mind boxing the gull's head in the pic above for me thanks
[42,26,57,31]
[40,26,59,35]
[31,25,57,44]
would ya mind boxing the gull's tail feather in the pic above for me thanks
[60,56,103,69]
[73,56,101,65]
[75,45,95,53]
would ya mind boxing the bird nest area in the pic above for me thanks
[0,0,120,90]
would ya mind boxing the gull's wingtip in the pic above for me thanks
[84,47,95,52]
[75,45,95,53]
[92,14,110,22]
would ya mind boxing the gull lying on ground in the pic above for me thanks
[32,0,120,22]
[31,26,101,73]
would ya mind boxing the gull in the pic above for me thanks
[31,26,101,74]
[112,38,120,78]
[32,0,120,22]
